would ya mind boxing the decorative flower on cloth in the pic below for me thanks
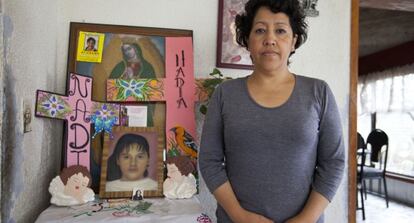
[163,156,197,199]
[49,165,95,206]
[197,213,213,223]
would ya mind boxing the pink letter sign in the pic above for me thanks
[36,73,120,170]
[165,37,197,158]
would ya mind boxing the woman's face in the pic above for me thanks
[122,44,139,60]
[117,143,149,181]
[247,7,297,73]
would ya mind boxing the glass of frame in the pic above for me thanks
[99,126,164,198]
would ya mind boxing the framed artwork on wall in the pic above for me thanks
[99,126,164,198]
[66,22,195,192]
[216,0,253,70]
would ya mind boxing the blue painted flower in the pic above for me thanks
[119,79,145,99]
[42,95,65,117]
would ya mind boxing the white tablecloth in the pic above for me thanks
[35,197,212,223]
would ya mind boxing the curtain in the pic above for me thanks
[358,63,414,115]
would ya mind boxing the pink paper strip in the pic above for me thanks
[165,37,197,152]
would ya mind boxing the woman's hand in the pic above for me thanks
[212,182,274,223]
[285,190,329,223]
[285,214,312,223]
[233,209,274,223]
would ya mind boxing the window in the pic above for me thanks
[358,64,414,177]
[377,112,414,176]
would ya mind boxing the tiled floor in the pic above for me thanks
[356,194,414,223]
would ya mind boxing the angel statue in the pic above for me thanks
[49,165,95,206]
[163,156,197,199]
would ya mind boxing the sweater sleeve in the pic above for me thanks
[312,82,345,202]
[198,85,229,193]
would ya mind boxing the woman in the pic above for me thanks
[199,0,345,222]
[106,134,157,192]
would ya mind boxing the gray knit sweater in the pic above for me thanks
[199,75,345,223]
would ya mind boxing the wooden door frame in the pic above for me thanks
[348,0,359,222]
[0,14,4,223]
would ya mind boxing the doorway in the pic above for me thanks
[350,1,414,222]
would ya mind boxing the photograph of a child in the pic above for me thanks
[84,36,98,51]
[105,132,158,192]
[132,188,144,200]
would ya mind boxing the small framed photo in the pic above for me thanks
[76,31,105,63]
[132,188,144,200]
[99,126,164,198]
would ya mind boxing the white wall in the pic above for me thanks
[2,0,62,222]
[2,0,351,222]
[291,0,351,221]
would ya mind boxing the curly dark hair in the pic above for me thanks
[235,0,308,56]
[86,37,96,44]
[60,165,92,187]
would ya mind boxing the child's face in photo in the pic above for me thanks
[87,39,95,50]
[117,143,149,181]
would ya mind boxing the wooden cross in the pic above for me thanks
[35,73,120,170]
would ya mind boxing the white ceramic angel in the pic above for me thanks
[163,156,197,199]
[49,165,95,206]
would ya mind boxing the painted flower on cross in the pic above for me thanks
[112,78,164,101]
[36,93,72,119]
[94,104,115,120]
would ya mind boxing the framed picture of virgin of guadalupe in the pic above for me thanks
[67,23,194,193]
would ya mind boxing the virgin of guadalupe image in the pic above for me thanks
[109,39,163,127]
[110,43,156,79]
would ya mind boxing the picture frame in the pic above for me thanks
[99,126,164,198]
[66,22,193,191]
[216,0,318,70]
[216,0,253,70]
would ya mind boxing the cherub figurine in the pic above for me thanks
[49,165,95,206]
[163,156,197,199]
